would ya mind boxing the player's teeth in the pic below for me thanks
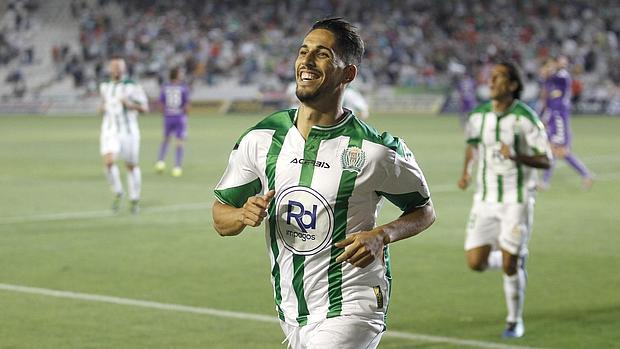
[302,72,317,80]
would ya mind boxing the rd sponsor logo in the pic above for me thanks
[275,186,334,255]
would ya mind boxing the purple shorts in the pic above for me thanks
[164,116,188,139]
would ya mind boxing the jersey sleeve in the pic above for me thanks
[129,84,149,111]
[465,112,482,144]
[214,136,263,208]
[376,139,430,212]
[520,115,552,157]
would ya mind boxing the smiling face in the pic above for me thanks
[294,29,349,105]
[489,64,516,101]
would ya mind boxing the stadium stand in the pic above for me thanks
[1,0,619,114]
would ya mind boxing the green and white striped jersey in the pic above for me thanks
[215,109,430,327]
[99,79,148,136]
[465,100,551,204]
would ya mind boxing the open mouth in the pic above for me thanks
[299,70,320,82]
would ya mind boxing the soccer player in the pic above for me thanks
[213,18,435,349]
[155,67,191,177]
[456,72,477,128]
[457,62,552,338]
[99,56,149,214]
[539,56,593,190]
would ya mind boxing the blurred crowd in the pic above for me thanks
[5,0,620,107]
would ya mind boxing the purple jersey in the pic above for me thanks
[544,69,571,114]
[159,83,190,118]
[543,70,572,146]
[457,77,477,114]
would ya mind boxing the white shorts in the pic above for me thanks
[100,131,140,164]
[280,315,384,349]
[464,198,534,256]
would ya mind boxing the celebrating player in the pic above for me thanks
[155,67,191,177]
[213,18,435,349]
[99,56,149,214]
[458,62,552,338]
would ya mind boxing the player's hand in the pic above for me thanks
[457,173,471,190]
[551,144,568,158]
[499,142,515,160]
[335,229,388,268]
[240,190,275,227]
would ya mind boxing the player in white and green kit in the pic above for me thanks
[213,18,436,349]
[458,62,552,338]
[99,57,149,214]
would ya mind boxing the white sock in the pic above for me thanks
[487,250,503,270]
[105,164,123,195]
[127,166,141,201]
[503,268,526,323]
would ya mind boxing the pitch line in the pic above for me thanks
[0,202,212,225]
[0,283,541,349]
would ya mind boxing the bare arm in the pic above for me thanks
[212,190,275,236]
[500,143,551,169]
[335,200,436,268]
[457,144,478,190]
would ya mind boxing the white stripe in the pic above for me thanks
[0,202,212,225]
[0,283,541,349]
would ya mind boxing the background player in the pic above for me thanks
[155,67,191,177]
[458,62,552,338]
[539,56,594,190]
[99,56,149,214]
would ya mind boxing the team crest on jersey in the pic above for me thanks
[274,186,334,256]
[341,146,366,174]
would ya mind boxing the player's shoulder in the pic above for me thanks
[470,101,492,115]
[236,109,295,144]
[349,117,411,157]
[512,100,544,128]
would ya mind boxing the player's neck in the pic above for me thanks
[296,104,345,139]
[492,97,515,114]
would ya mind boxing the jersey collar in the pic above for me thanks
[292,108,354,132]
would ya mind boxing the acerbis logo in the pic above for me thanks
[290,158,331,169]
[275,186,334,255]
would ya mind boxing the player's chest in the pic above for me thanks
[480,114,519,145]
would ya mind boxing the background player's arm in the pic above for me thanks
[212,190,275,236]
[336,200,436,268]
[458,144,478,190]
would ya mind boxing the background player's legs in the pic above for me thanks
[502,250,526,338]
[156,135,171,172]
[103,153,123,211]
[126,163,141,214]
[172,118,187,177]
[466,245,492,271]
[172,138,185,177]
[564,153,593,188]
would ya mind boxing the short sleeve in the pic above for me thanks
[214,137,263,208]
[520,116,552,157]
[465,112,483,144]
[376,140,430,212]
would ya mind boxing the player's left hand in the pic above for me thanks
[335,230,387,268]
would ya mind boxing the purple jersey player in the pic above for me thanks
[539,56,593,189]
[155,67,191,177]
[456,73,477,128]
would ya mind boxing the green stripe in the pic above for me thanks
[383,246,392,324]
[214,178,262,208]
[498,175,504,202]
[514,127,523,203]
[327,136,363,318]
[481,113,488,201]
[265,128,287,321]
[291,132,320,326]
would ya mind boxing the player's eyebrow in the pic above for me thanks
[299,44,334,55]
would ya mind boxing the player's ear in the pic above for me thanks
[343,65,357,84]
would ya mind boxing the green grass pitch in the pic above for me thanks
[0,112,618,348]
